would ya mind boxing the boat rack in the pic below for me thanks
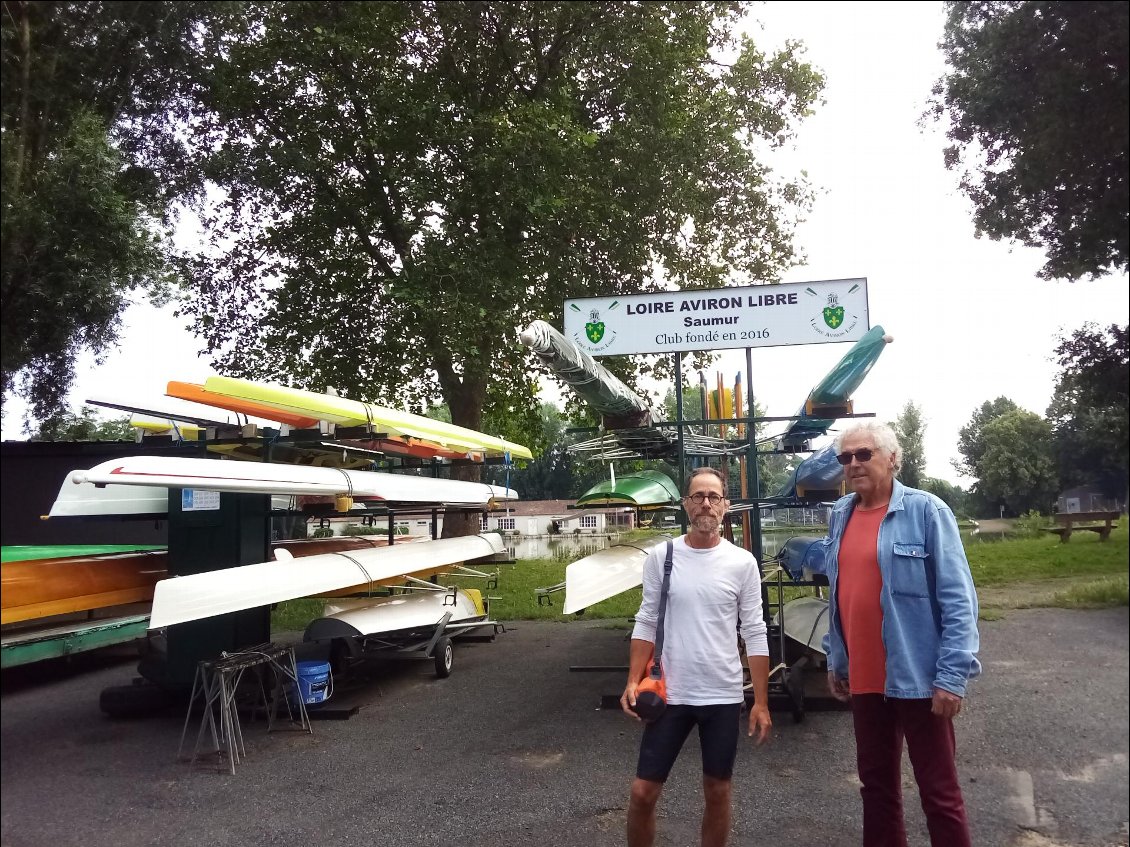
[752,552,831,724]
[140,420,519,470]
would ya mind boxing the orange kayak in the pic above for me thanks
[166,381,470,461]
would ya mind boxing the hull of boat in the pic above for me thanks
[773,443,845,501]
[780,325,891,448]
[575,471,680,509]
[773,596,829,655]
[519,320,652,426]
[0,537,402,626]
[776,536,827,581]
[563,536,670,615]
[203,376,532,459]
[1,549,169,625]
[305,588,486,640]
[149,533,505,628]
[48,456,517,518]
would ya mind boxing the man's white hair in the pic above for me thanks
[833,420,903,474]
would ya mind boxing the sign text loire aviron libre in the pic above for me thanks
[563,278,869,356]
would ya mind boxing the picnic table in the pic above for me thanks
[1046,510,1121,543]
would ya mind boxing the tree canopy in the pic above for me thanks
[1,0,219,428]
[179,1,823,447]
[30,406,133,442]
[920,477,969,518]
[890,400,925,489]
[932,1,1129,281]
[1046,322,1129,498]
[954,396,1021,480]
[978,409,1058,515]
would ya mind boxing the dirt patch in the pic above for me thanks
[976,577,1104,610]
[973,518,1013,534]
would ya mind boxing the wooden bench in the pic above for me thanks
[1046,511,1122,542]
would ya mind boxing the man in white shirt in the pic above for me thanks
[621,466,771,847]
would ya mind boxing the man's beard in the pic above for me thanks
[691,514,719,534]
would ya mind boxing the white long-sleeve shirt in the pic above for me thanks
[632,536,769,705]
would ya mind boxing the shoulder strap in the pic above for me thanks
[649,540,674,678]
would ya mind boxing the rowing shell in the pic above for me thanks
[773,596,830,656]
[166,381,321,428]
[305,588,487,641]
[149,533,505,628]
[779,325,892,449]
[0,536,402,626]
[202,376,533,460]
[563,536,670,615]
[167,382,470,461]
[49,456,516,517]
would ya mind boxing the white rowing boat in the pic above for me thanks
[305,588,487,641]
[773,596,829,655]
[149,533,505,628]
[562,536,670,615]
[48,455,516,517]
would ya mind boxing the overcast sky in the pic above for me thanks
[3,2,1127,487]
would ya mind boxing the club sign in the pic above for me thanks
[564,278,869,356]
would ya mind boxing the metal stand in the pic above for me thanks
[178,642,311,774]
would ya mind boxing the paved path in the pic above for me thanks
[2,608,1127,847]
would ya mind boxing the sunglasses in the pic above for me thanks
[835,448,875,466]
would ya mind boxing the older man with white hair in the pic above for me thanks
[822,420,980,847]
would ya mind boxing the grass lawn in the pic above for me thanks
[272,519,1129,631]
[968,518,1128,614]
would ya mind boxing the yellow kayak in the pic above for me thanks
[202,376,532,460]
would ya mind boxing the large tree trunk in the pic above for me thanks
[437,357,487,539]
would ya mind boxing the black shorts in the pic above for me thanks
[635,702,743,782]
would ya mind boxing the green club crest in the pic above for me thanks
[823,294,844,329]
[585,309,605,343]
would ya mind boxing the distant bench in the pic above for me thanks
[1046,511,1121,543]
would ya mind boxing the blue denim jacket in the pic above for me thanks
[821,480,981,698]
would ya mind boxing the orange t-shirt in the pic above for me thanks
[838,505,888,694]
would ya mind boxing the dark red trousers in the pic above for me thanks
[850,694,971,847]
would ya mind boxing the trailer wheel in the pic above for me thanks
[434,636,454,678]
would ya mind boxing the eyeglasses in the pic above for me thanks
[835,448,875,466]
[685,492,725,505]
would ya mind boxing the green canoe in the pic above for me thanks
[575,470,680,509]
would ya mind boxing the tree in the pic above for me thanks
[954,396,1020,480]
[481,401,576,499]
[978,409,1058,515]
[931,1,1129,281]
[920,477,969,519]
[1046,322,1129,499]
[890,400,926,489]
[30,406,133,442]
[178,1,824,536]
[1,1,220,427]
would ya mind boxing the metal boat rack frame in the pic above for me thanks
[570,346,868,722]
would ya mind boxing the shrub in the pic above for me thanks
[343,524,385,536]
[1014,510,1052,538]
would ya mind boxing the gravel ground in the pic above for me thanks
[1,607,1127,847]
